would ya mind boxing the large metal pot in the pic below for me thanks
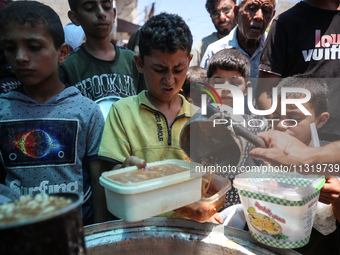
[0,193,85,255]
[84,218,300,255]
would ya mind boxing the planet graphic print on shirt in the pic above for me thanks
[0,119,78,168]
[15,129,54,158]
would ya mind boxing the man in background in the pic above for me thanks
[190,0,236,67]
[201,0,276,79]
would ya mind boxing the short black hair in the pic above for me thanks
[207,48,250,80]
[205,0,236,13]
[68,0,113,13]
[138,12,193,60]
[0,1,64,49]
[277,74,329,117]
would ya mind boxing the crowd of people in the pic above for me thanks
[0,0,340,253]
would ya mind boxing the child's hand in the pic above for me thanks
[122,156,147,169]
[319,176,340,204]
[205,213,223,224]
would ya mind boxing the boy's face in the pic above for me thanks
[209,68,250,107]
[69,0,115,39]
[0,22,68,87]
[134,49,191,105]
[272,100,329,146]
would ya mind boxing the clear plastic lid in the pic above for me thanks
[233,170,325,201]
[100,159,204,195]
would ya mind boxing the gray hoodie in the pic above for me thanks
[0,86,105,221]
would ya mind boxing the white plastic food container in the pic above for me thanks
[100,159,204,222]
[233,170,325,249]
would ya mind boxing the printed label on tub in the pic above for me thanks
[238,190,320,249]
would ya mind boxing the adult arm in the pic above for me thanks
[249,130,340,175]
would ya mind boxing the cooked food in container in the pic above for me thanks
[0,194,72,226]
[108,163,188,183]
[100,159,205,222]
[0,193,85,255]
[175,175,231,222]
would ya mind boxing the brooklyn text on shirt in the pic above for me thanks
[75,73,136,100]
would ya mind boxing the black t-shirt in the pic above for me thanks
[259,2,340,141]
[260,2,340,77]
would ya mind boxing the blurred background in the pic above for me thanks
[31,0,299,48]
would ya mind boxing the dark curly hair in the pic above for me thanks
[205,0,236,14]
[139,12,193,61]
[0,1,64,49]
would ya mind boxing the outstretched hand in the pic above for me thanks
[249,130,310,167]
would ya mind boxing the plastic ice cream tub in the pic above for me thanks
[100,159,204,222]
[233,171,325,249]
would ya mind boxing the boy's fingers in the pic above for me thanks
[214,213,224,224]
[123,156,147,169]
[206,213,223,224]
[136,159,147,169]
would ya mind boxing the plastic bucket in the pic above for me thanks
[233,171,325,249]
